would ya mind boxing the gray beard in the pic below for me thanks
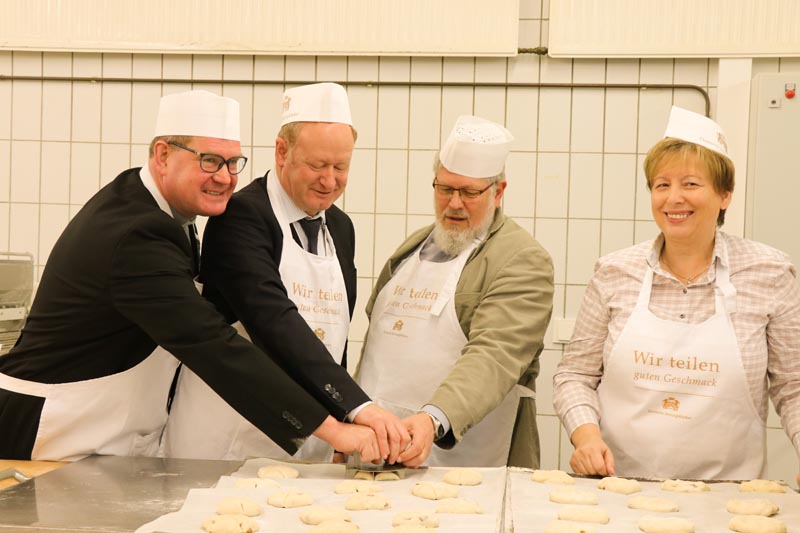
[431,203,496,256]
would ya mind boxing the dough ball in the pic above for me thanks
[545,520,597,533]
[202,514,260,533]
[299,506,351,525]
[335,480,384,494]
[728,515,786,533]
[309,519,360,533]
[660,479,709,493]
[353,471,374,481]
[345,493,391,511]
[597,476,641,495]
[412,481,459,500]
[435,498,482,514]
[393,526,432,533]
[727,498,780,517]
[442,468,482,486]
[267,488,314,508]
[234,478,281,490]
[548,487,599,506]
[216,497,262,516]
[739,479,786,494]
[557,505,610,524]
[257,465,299,479]
[637,515,694,533]
[376,471,402,481]
[532,470,575,485]
[392,510,439,528]
[627,496,679,513]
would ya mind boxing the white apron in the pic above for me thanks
[162,175,349,461]
[358,235,532,467]
[597,253,766,479]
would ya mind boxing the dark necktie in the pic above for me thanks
[297,217,323,255]
[187,223,200,275]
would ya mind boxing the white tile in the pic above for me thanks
[601,220,635,256]
[640,59,674,84]
[11,81,42,140]
[343,148,376,213]
[41,81,71,142]
[0,81,10,139]
[350,213,375,281]
[42,53,72,76]
[518,19,540,49]
[604,90,638,153]
[39,204,69,265]
[513,216,534,236]
[130,83,162,145]
[571,89,604,153]
[350,278,374,344]
[70,143,101,205]
[132,55,162,78]
[316,57,347,82]
[407,214,434,237]
[10,203,39,260]
[40,142,70,204]
[163,54,192,79]
[0,203,8,251]
[473,87,506,127]
[567,219,600,285]
[503,152,536,218]
[408,87,441,150]
[73,54,102,77]
[540,56,573,83]
[564,284,587,318]
[252,85,284,148]
[606,59,640,83]
[223,85,254,146]
[12,52,42,75]
[285,57,316,81]
[568,153,602,219]
[537,415,562,470]
[673,89,708,116]
[348,85,378,149]
[766,427,798,489]
[379,57,410,82]
[69,203,83,219]
[708,60,719,87]
[373,214,406,277]
[162,81,193,97]
[536,153,569,218]
[223,56,253,80]
[71,82,102,142]
[442,58,474,83]
[407,150,436,216]
[541,0,550,19]
[0,52,10,75]
[634,220,659,243]
[573,60,606,83]
[506,88,538,151]
[376,150,409,214]
[348,58,378,82]
[102,54,132,77]
[254,56,285,80]
[248,146,273,183]
[674,59,709,86]
[520,0,543,18]
[508,54,540,83]
[637,91,673,152]
[376,86,409,149]
[0,141,9,202]
[440,87,474,145]
[100,144,131,187]
[536,349,561,416]
[193,55,222,79]
[535,218,567,285]
[475,58,507,83]
[634,155,651,220]
[779,57,800,73]
[602,154,637,219]
[10,141,40,203]
[101,83,132,143]
[537,89,571,152]
[410,58,442,83]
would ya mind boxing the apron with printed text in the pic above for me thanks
[161,175,349,461]
[358,235,532,467]
[597,250,766,479]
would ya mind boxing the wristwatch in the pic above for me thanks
[421,411,445,441]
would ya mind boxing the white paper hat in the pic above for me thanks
[439,115,514,178]
[663,105,729,157]
[154,90,240,141]
[280,82,352,126]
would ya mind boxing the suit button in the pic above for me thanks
[333,392,343,403]
[282,411,290,419]
[324,384,334,393]
[295,421,303,429]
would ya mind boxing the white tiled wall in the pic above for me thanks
[1,1,798,485]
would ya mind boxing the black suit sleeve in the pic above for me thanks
[201,183,370,420]
[108,213,328,453]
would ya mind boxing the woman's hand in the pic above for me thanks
[569,423,615,476]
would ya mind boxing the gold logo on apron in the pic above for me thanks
[392,320,404,331]
[662,397,680,411]
[314,328,325,340]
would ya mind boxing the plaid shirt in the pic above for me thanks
[553,231,800,455]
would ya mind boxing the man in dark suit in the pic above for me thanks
[0,89,380,462]
[162,83,410,462]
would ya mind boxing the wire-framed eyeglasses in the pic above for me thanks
[432,179,493,200]
[168,142,248,175]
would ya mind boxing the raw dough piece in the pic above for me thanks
[335,479,384,494]
[728,515,786,533]
[216,497,262,516]
[532,469,575,485]
[393,526,431,533]
[660,479,709,493]
[597,476,641,495]
[442,468,482,486]
[299,506,351,525]
[435,498,483,514]
[557,505,610,524]
[412,481,459,500]
[234,478,281,490]
[309,520,360,533]
[549,487,599,506]
[202,514,260,533]
[627,496,679,513]
[267,488,313,508]
[392,510,439,528]
[637,515,694,533]
[376,471,402,481]
[739,479,786,494]
[353,471,374,481]
[345,493,391,510]
[545,520,597,533]
[257,464,299,479]
[727,498,780,517]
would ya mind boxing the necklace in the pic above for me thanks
[660,256,710,285]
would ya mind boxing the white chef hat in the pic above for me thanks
[439,115,514,178]
[154,90,240,141]
[280,82,353,126]
[663,105,729,157]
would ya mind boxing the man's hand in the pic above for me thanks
[396,413,435,467]
[353,404,411,464]
[569,423,615,476]
[313,416,381,462]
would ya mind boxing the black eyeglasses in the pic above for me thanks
[168,142,248,175]
[432,179,493,200]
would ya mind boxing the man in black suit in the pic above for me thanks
[162,83,410,462]
[0,89,380,462]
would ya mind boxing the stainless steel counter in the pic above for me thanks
[0,456,242,533]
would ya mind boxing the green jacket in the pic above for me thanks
[358,209,554,467]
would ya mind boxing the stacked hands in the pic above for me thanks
[315,405,438,467]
